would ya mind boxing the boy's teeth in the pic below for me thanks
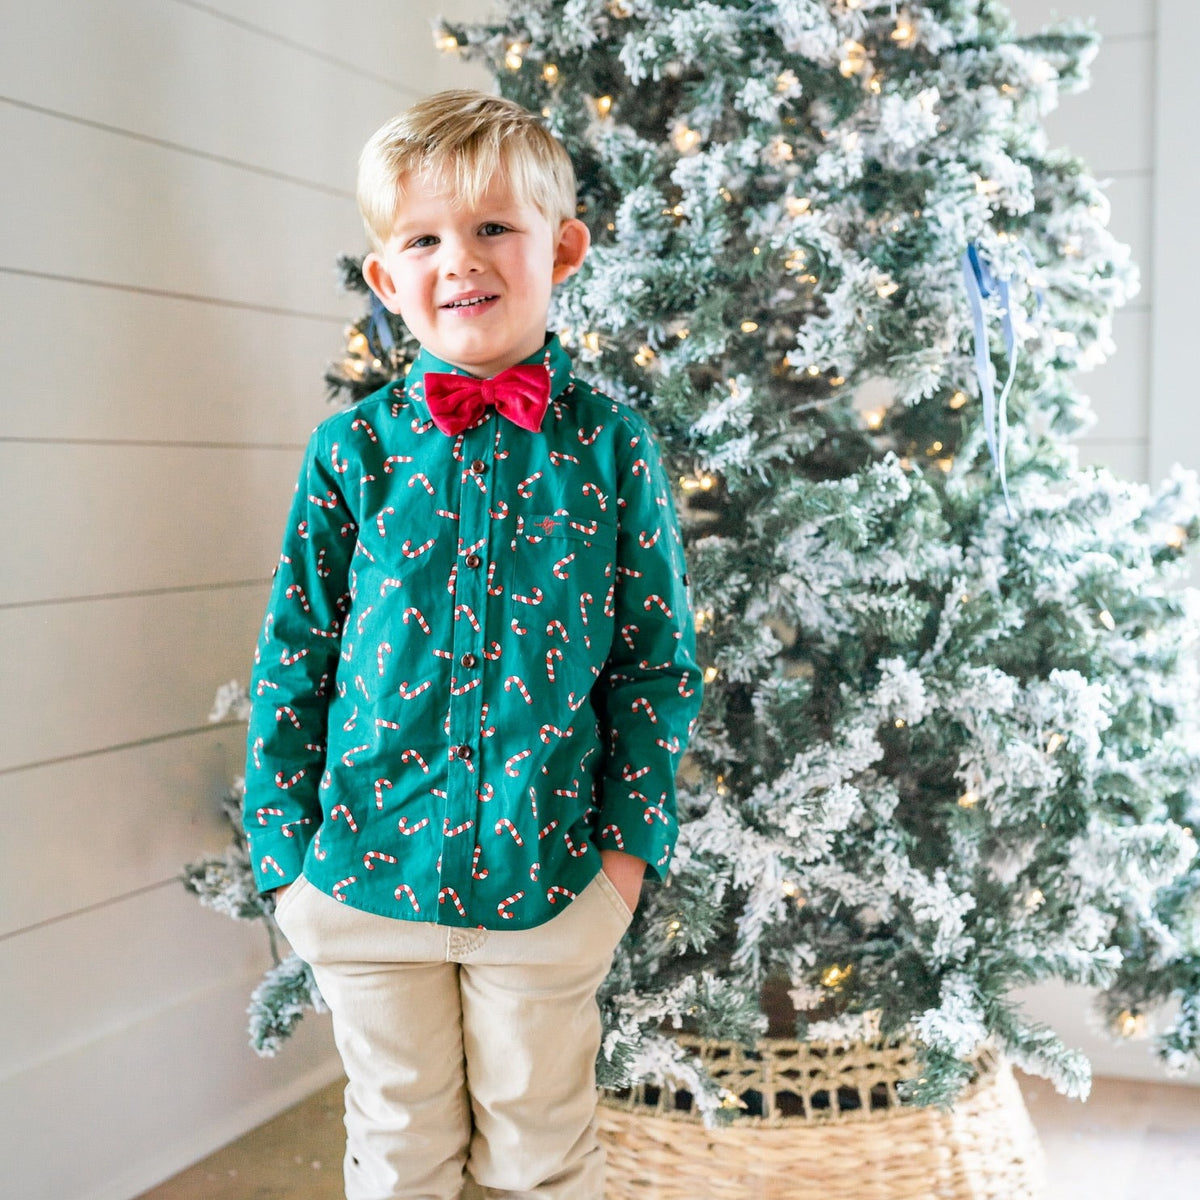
[447,296,492,308]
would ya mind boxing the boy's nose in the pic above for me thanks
[442,238,484,277]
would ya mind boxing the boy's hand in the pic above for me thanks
[600,849,646,916]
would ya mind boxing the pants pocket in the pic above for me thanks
[592,867,635,931]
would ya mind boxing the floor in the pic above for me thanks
[137,1072,1200,1199]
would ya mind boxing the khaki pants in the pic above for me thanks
[273,871,633,1200]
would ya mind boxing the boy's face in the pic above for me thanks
[363,173,590,379]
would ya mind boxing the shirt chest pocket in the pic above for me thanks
[507,513,617,642]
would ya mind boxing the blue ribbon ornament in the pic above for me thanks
[961,243,1020,518]
[367,291,397,360]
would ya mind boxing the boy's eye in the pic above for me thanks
[408,234,438,249]
[480,223,510,237]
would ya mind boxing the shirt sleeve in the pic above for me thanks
[591,413,704,877]
[242,423,356,893]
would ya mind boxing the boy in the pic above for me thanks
[243,89,703,1199]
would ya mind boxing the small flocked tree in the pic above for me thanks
[188,0,1200,1114]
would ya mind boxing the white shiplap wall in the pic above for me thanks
[0,3,486,1199]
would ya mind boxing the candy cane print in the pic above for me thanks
[631,457,649,477]
[547,885,577,904]
[398,680,432,699]
[581,482,608,510]
[276,705,302,729]
[340,521,358,540]
[309,619,341,640]
[486,560,505,597]
[632,697,660,723]
[363,850,397,870]
[312,828,327,860]
[395,883,421,912]
[504,675,532,704]
[607,588,620,621]
[434,508,458,521]
[476,782,495,804]
[529,861,540,881]
[351,416,378,442]
[539,723,571,743]
[383,454,411,473]
[330,442,348,474]
[341,744,369,767]
[285,584,311,612]
[655,735,682,753]
[331,803,359,832]
[439,887,467,917]
[409,473,435,495]
[308,489,340,509]
[545,648,563,682]
[402,537,436,559]
[563,831,589,858]
[376,507,395,537]
[504,749,532,777]
[549,449,580,466]
[546,619,569,642]
[377,642,392,675]
[513,584,543,609]
[443,817,475,838]
[275,768,306,790]
[401,748,429,773]
[256,806,284,826]
[480,706,496,739]
[303,741,324,754]
[621,763,651,781]
[375,717,400,732]
[495,817,524,846]
[553,552,576,579]
[517,471,543,498]
[297,519,309,540]
[279,647,309,667]
[642,803,669,826]
[315,547,332,578]
[450,676,481,696]
[332,876,358,902]
[320,769,333,791]
[355,675,370,700]
[251,737,264,768]
[342,706,359,733]
[397,816,430,836]
[579,593,593,627]
[497,891,525,920]
[402,607,431,633]
[539,819,560,840]
[579,424,603,444]
[260,856,286,878]
[510,615,528,636]
[281,817,312,839]
[356,539,376,564]
[645,594,674,618]
[471,844,489,880]
[638,527,661,548]
[374,778,393,809]
[380,578,404,597]
[601,824,626,850]
[489,499,510,520]
[453,604,481,631]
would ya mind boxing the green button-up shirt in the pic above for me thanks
[243,336,703,930]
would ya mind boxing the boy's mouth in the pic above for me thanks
[442,294,499,310]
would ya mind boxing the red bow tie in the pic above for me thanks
[423,364,551,437]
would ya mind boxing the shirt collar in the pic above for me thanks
[403,334,574,426]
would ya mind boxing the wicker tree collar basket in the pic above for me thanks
[598,1036,1046,1199]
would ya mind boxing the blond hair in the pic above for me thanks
[357,90,578,251]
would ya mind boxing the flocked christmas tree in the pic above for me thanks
[187,0,1200,1113]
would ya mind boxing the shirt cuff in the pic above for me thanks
[594,771,677,878]
[245,830,311,893]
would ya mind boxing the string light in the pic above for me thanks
[958,790,980,809]
[1045,732,1066,754]
[595,94,613,118]
[868,73,883,94]
[581,331,601,354]
[347,331,369,356]
[839,40,868,77]
[1116,1010,1147,1039]
[830,375,845,386]
[821,964,852,988]
[672,123,702,154]
[786,196,812,216]
[863,407,886,430]
[703,666,719,684]
[740,320,759,333]
[504,41,526,70]
[776,69,800,94]
[1167,525,1188,549]
[894,718,906,728]
[633,344,656,367]
[435,30,459,52]
[891,12,918,48]
[1024,888,1045,911]
[607,0,632,15]
[1098,609,1116,631]
[949,391,968,410]
[542,63,559,84]
[875,278,900,298]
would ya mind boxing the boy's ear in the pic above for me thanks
[362,252,403,314]
[551,218,591,285]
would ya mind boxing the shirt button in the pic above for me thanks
[460,652,478,668]
[455,743,472,760]
[470,458,487,474]
[464,553,481,568]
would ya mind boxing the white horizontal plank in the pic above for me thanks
[1042,34,1156,175]
[179,0,493,94]
[0,103,365,316]
[1076,437,1148,483]
[0,724,248,936]
[0,442,299,606]
[1006,0,1156,38]
[0,885,272,1080]
[0,943,340,1200]
[0,0,407,194]
[1074,308,1150,445]
[0,583,269,772]
[0,271,349,445]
